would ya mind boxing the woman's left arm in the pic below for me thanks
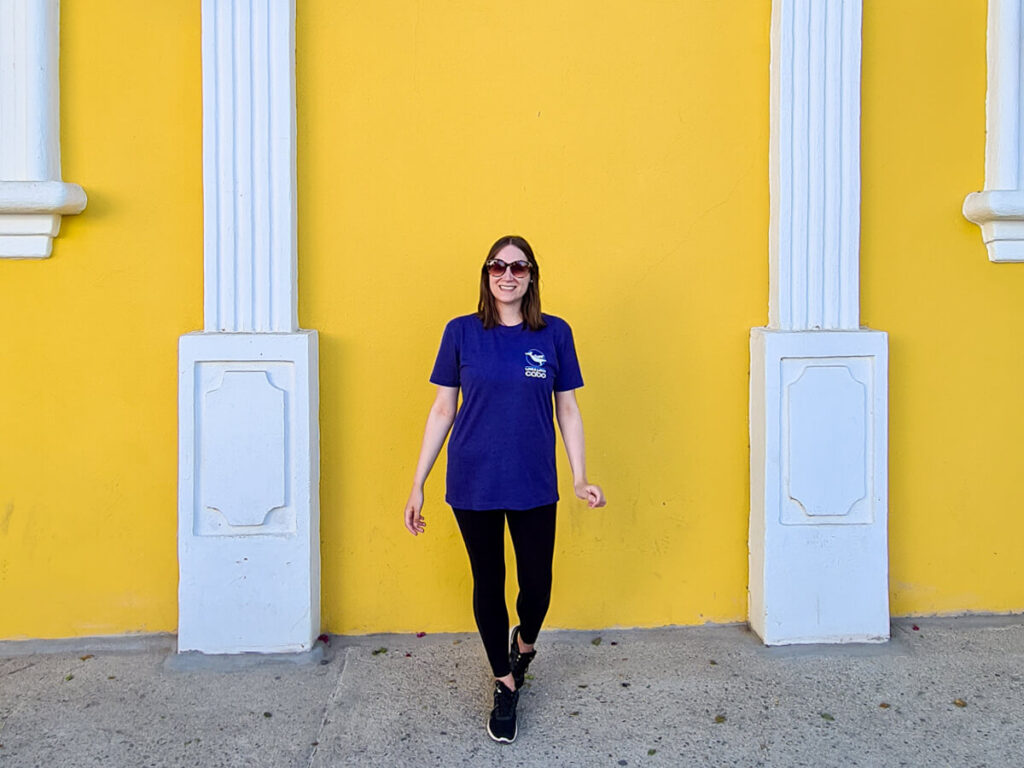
[554,389,606,508]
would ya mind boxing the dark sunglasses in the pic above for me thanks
[485,259,532,278]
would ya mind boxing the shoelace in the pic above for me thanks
[494,683,518,718]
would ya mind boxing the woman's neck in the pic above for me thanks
[496,304,523,327]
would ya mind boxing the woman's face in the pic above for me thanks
[487,244,531,309]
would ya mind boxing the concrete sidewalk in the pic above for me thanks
[1,617,1022,767]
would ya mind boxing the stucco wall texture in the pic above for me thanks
[1,1,1015,641]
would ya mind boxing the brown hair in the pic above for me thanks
[477,235,547,331]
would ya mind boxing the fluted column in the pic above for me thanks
[770,0,860,330]
[178,0,320,655]
[0,0,86,259]
[750,0,889,645]
[963,0,1024,262]
[202,0,296,331]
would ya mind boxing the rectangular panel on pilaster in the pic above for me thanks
[750,329,888,644]
[178,332,319,654]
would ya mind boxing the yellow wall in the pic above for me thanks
[0,2,201,638]
[2,0,1018,641]
[861,0,1024,615]
[298,0,769,634]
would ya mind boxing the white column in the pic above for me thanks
[750,0,889,645]
[178,0,320,654]
[963,0,1024,262]
[0,0,86,259]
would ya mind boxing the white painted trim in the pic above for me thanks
[750,330,890,645]
[180,0,318,655]
[769,0,861,330]
[178,332,320,654]
[963,0,1024,262]
[201,0,298,332]
[753,0,889,645]
[0,181,87,213]
[0,0,86,259]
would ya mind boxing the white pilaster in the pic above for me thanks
[178,0,319,654]
[963,0,1024,262]
[0,0,86,259]
[751,0,889,645]
[202,0,296,333]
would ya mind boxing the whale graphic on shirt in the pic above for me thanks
[525,349,547,366]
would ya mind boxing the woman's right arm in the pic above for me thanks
[404,385,459,535]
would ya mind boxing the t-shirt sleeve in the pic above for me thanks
[429,319,461,387]
[554,321,584,392]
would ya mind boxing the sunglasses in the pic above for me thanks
[485,259,532,278]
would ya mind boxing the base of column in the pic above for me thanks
[0,214,60,258]
[963,190,1024,263]
[0,182,88,258]
[749,328,889,645]
[177,331,320,654]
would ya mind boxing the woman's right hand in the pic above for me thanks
[404,487,426,536]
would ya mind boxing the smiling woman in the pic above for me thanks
[478,235,543,330]
[402,234,606,744]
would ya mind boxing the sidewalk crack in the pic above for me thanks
[305,647,351,768]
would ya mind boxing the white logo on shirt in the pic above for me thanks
[524,349,547,379]
[525,349,547,366]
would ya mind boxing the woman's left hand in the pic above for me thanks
[574,481,606,508]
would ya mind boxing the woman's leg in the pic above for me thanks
[452,507,513,678]
[506,502,557,646]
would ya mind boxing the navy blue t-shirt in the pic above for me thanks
[429,313,584,511]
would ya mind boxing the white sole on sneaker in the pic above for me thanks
[486,718,517,744]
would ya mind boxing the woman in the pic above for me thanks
[403,234,606,744]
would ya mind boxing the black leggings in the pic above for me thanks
[452,503,557,678]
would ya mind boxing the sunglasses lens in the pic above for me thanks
[486,259,531,278]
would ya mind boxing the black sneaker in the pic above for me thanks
[486,679,519,744]
[509,625,536,690]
